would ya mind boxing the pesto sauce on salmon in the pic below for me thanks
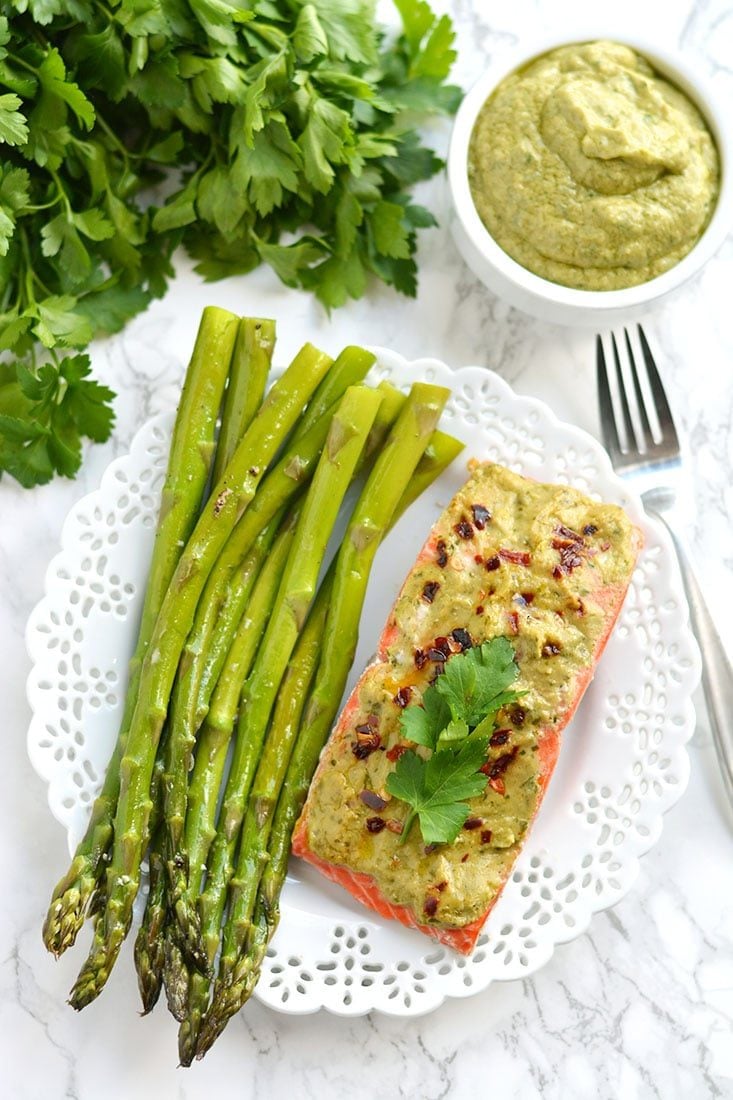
[299,463,639,931]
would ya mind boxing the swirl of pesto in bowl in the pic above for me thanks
[467,41,720,291]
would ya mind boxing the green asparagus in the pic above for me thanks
[170,509,299,958]
[68,343,332,1009]
[43,307,239,959]
[175,514,298,1065]
[181,385,382,1058]
[211,318,275,486]
[162,929,190,1024]
[162,319,277,973]
[173,347,373,747]
[290,346,375,443]
[133,826,168,1016]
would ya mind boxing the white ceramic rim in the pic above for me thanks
[447,30,733,314]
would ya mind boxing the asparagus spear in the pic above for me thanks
[68,343,332,1009]
[212,318,275,486]
[162,929,190,1023]
[290,345,375,442]
[133,825,168,1015]
[169,345,375,751]
[180,385,382,1058]
[168,508,299,956]
[42,306,239,959]
[175,516,298,1065]
[195,384,453,1055]
[161,518,279,906]
[168,375,404,935]
[161,319,278,972]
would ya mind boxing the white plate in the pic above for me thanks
[27,349,700,1017]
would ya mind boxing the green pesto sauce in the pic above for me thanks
[468,41,720,290]
[304,464,638,930]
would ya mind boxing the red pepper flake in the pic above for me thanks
[436,880,448,893]
[475,605,484,615]
[414,648,428,670]
[600,540,611,551]
[385,819,404,835]
[499,548,531,566]
[451,628,472,651]
[423,896,439,917]
[454,517,474,539]
[485,555,501,572]
[583,524,598,536]
[542,641,562,658]
[489,777,506,795]
[360,789,388,811]
[555,523,583,543]
[481,747,519,783]
[393,686,412,709]
[471,504,491,530]
[421,580,440,604]
[352,718,381,759]
[424,843,438,855]
[506,610,519,635]
[490,729,510,747]
[365,817,386,833]
[353,735,381,759]
[463,817,483,831]
[435,539,449,567]
[551,524,586,578]
[510,706,526,728]
[386,743,408,762]
[521,591,535,605]
[480,830,493,844]
[474,554,484,564]
[461,853,470,863]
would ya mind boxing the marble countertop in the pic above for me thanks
[2,1,732,1097]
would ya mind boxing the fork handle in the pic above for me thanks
[654,513,733,807]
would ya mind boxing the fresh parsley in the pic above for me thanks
[386,638,524,845]
[0,353,114,487]
[0,1,459,487]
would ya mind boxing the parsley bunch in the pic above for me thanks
[0,0,459,487]
[387,638,524,845]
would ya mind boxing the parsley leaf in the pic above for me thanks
[0,93,29,145]
[386,639,524,845]
[0,353,114,487]
[387,735,490,845]
[0,0,460,487]
[435,638,521,728]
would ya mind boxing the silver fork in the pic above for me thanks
[597,324,733,807]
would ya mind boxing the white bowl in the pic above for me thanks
[447,33,733,327]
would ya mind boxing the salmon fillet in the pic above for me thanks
[292,462,643,953]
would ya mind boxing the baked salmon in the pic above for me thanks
[292,462,643,954]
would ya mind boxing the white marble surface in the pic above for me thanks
[2,1,732,1096]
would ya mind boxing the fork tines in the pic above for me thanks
[596,325,680,471]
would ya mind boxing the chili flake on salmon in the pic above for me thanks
[292,462,642,954]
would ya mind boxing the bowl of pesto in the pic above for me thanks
[448,37,731,326]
